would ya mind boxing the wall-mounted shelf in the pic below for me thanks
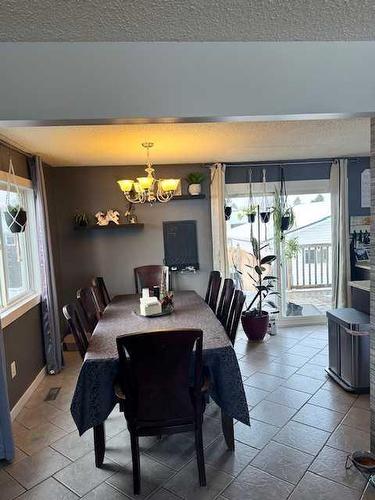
[349,280,370,292]
[170,194,206,201]
[75,223,144,231]
[355,262,370,271]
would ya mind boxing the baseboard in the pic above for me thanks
[10,366,46,421]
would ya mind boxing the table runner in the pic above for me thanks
[71,291,250,435]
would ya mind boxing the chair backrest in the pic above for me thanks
[226,290,246,345]
[92,276,111,307]
[134,265,169,294]
[76,286,102,333]
[116,329,203,426]
[205,271,221,311]
[63,302,89,359]
[216,278,235,326]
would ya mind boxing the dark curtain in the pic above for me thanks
[0,326,14,461]
[28,156,62,374]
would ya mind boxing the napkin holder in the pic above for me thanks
[139,296,162,316]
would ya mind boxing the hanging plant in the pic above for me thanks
[238,205,257,223]
[260,168,271,224]
[273,168,294,240]
[4,159,27,233]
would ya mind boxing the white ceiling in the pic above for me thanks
[0,118,370,167]
[1,0,374,41]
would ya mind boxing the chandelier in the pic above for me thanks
[117,143,180,203]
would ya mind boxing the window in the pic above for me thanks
[0,181,40,311]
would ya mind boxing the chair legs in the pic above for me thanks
[130,432,141,494]
[195,421,207,487]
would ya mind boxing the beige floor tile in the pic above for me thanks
[251,441,313,485]
[13,421,67,455]
[16,477,78,499]
[50,429,94,461]
[274,421,330,455]
[165,461,233,500]
[342,407,371,433]
[289,471,361,500]
[6,446,70,489]
[0,470,25,500]
[82,482,129,499]
[265,386,311,410]
[308,388,356,413]
[249,401,296,427]
[309,446,366,492]
[107,455,175,500]
[145,433,196,470]
[283,374,324,394]
[223,465,294,500]
[16,403,63,430]
[204,436,258,476]
[292,403,344,432]
[148,488,181,500]
[54,451,118,497]
[327,424,370,453]
[234,419,278,450]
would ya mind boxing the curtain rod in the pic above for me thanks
[225,158,360,168]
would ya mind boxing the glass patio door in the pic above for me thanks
[278,183,333,324]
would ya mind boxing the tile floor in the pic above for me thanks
[1,324,374,500]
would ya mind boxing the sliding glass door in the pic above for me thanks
[226,179,333,325]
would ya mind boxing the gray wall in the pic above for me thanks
[371,119,375,451]
[0,142,45,410]
[1,43,375,122]
[46,164,213,328]
[3,305,44,409]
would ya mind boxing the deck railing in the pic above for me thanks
[286,243,332,289]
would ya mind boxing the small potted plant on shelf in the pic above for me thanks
[186,172,205,196]
[238,205,257,224]
[5,204,27,233]
[241,236,280,342]
[74,212,89,228]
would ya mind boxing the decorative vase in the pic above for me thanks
[188,184,201,196]
[281,215,291,231]
[4,209,27,233]
[247,213,256,223]
[241,311,269,342]
[224,205,232,221]
[260,211,271,223]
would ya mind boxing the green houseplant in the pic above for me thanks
[241,235,279,341]
[74,212,89,228]
[186,172,205,196]
[273,188,295,241]
[238,205,257,224]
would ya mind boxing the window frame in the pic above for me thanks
[0,172,41,326]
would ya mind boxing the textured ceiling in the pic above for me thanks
[1,0,375,41]
[0,118,369,167]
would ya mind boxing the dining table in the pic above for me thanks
[71,290,250,467]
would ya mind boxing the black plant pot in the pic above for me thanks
[224,206,232,221]
[241,311,269,342]
[281,215,291,231]
[5,209,27,233]
[247,213,256,223]
[260,211,271,223]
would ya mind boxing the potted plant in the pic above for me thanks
[284,237,300,289]
[74,212,89,228]
[241,236,280,341]
[5,204,27,233]
[186,172,205,196]
[238,205,257,223]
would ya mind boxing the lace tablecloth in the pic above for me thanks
[71,291,250,435]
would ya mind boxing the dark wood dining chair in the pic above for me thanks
[116,329,207,494]
[225,290,246,345]
[134,265,169,294]
[92,276,111,307]
[216,278,235,327]
[204,271,221,311]
[62,303,89,360]
[77,286,102,333]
